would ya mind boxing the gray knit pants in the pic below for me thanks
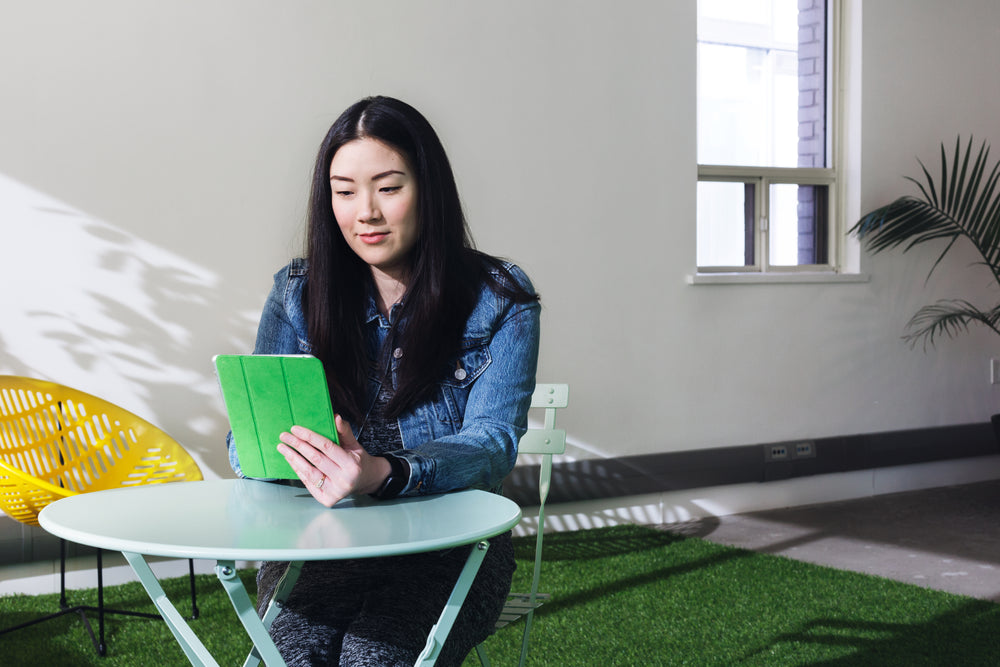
[256,533,514,666]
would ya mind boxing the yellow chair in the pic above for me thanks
[0,375,203,656]
[476,383,569,667]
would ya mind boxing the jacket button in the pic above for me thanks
[393,347,403,359]
[454,368,467,381]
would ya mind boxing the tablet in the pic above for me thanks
[214,354,339,479]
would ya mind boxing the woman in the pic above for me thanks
[227,96,540,666]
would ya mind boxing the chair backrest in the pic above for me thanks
[509,383,568,667]
[520,384,568,507]
[0,376,202,526]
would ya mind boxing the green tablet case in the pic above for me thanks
[214,354,339,479]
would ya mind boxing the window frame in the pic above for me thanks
[696,0,847,277]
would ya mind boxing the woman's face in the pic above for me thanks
[329,138,419,279]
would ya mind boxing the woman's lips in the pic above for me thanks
[359,232,388,245]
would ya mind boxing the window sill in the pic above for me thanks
[687,271,870,285]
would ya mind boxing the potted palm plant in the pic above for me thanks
[852,136,1000,446]
[852,136,1000,347]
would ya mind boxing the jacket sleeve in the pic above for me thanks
[393,266,541,495]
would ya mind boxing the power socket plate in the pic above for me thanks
[764,441,816,461]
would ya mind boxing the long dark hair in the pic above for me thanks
[305,96,538,423]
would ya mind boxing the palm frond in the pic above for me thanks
[851,136,1000,348]
[939,142,950,210]
[853,197,960,254]
[852,136,1000,289]
[956,137,985,221]
[902,300,1000,349]
[906,168,935,205]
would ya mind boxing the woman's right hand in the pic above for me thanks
[277,415,391,507]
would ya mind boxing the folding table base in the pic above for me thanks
[124,541,489,667]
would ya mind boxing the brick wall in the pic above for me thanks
[797,0,827,264]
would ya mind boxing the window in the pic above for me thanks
[697,0,841,274]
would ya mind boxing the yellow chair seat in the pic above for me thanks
[0,376,201,525]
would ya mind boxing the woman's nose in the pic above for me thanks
[358,193,382,223]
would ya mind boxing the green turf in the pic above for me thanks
[2,525,998,666]
[470,526,1000,666]
[0,568,258,666]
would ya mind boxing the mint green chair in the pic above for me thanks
[476,383,569,667]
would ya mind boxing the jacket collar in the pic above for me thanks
[364,287,406,327]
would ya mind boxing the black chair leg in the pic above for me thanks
[0,539,178,657]
[44,539,104,656]
[59,542,106,656]
[96,548,107,656]
[58,538,67,608]
[188,558,200,619]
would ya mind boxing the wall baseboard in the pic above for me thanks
[513,454,1000,537]
[505,421,999,507]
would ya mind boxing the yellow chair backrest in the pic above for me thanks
[0,376,202,526]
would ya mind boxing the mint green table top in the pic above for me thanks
[38,479,522,562]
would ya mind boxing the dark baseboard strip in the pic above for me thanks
[504,421,999,507]
[4,423,995,567]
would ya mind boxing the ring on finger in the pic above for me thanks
[315,476,325,490]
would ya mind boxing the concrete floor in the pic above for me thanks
[663,479,1000,602]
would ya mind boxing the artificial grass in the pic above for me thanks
[2,525,998,666]
[470,526,1000,666]
[0,568,259,666]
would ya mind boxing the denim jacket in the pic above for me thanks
[227,258,541,496]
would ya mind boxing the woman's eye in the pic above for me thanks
[380,186,402,194]
[334,190,354,197]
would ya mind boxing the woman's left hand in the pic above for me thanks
[277,415,391,507]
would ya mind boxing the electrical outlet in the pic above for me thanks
[765,441,816,461]
[795,441,815,458]
[991,358,1000,385]
[765,445,788,460]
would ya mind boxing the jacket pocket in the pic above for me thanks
[433,337,491,423]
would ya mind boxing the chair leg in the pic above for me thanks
[518,609,535,667]
[474,643,492,667]
[0,541,199,655]
[188,558,200,619]
[0,539,89,642]
[59,538,104,656]
[10,539,166,655]
[0,550,96,639]
[0,604,97,638]
[96,549,107,656]
[58,538,68,609]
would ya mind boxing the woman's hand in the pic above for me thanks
[277,415,391,507]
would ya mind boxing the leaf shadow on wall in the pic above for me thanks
[0,173,261,475]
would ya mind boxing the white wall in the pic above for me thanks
[2,0,999,483]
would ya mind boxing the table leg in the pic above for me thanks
[213,560,288,667]
[241,561,303,667]
[415,540,490,667]
[121,551,220,667]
